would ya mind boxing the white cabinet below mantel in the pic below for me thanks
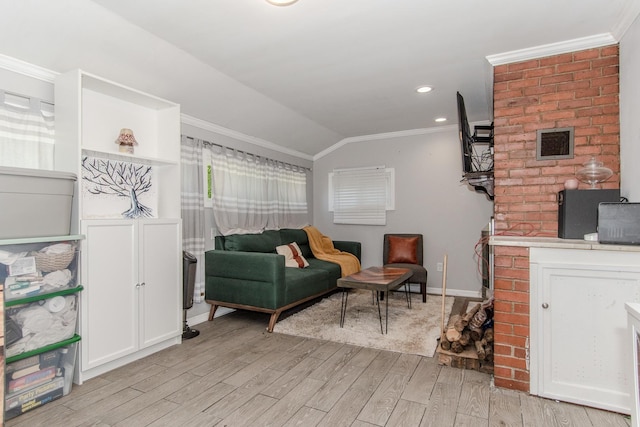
[530,247,640,415]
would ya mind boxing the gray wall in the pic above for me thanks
[312,127,494,297]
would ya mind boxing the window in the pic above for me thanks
[0,90,55,169]
[329,166,395,225]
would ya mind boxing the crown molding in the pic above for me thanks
[0,53,58,82]
[181,113,313,161]
[611,0,640,40]
[486,33,617,66]
[313,125,458,161]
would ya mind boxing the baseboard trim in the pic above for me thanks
[426,286,483,299]
[188,307,235,326]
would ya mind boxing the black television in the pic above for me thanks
[457,91,474,174]
[456,91,495,198]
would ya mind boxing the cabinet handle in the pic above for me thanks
[135,283,140,288]
[140,282,146,287]
[542,303,549,309]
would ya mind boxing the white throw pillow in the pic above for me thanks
[276,242,309,268]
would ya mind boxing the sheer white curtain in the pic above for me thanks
[180,136,205,304]
[207,144,308,235]
[0,90,54,169]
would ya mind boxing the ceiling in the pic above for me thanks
[2,1,639,158]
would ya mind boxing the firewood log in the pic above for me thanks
[440,334,451,350]
[469,326,483,342]
[484,343,494,362]
[458,330,471,347]
[483,327,494,343]
[475,339,486,360]
[455,303,481,331]
[445,314,462,342]
[451,341,464,353]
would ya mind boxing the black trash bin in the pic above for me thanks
[182,251,199,339]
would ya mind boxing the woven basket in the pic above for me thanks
[34,250,75,272]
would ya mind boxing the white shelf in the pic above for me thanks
[81,149,178,167]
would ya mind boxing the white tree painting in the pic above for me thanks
[82,156,157,219]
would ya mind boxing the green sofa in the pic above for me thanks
[205,228,361,332]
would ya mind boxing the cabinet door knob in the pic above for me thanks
[542,303,549,309]
[141,282,146,287]
[135,283,140,288]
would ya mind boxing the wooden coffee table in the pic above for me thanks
[337,266,412,334]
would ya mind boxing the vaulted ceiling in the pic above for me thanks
[1,1,638,158]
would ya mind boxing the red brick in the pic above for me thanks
[600,45,619,56]
[539,53,573,66]
[524,85,557,96]
[509,78,541,90]
[495,71,524,83]
[557,61,592,73]
[508,59,540,72]
[573,49,601,61]
[574,69,603,81]
[494,290,529,304]
[540,74,574,85]
[541,110,576,121]
[593,95,619,106]
[557,99,592,109]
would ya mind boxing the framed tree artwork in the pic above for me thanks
[81,156,158,219]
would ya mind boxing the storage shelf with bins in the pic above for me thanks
[55,70,182,385]
[1,235,83,421]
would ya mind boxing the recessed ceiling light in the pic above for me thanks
[266,0,298,5]
[416,86,433,93]
[435,117,447,122]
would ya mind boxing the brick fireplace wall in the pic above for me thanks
[491,45,621,391]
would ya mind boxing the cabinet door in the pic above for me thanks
[138,219,182,348]
[531,248,640,414]
[81,220,138,369]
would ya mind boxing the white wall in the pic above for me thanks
[620,13,640,201]
[313,127,494,297]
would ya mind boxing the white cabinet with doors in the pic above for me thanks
[54,69,183,384]
[78,219,181,383]
[530,247,640,415]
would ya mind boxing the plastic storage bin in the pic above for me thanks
[5,287,81,359]
[0,166,76,239]
[1,238,79,302]
[4,335,80,420]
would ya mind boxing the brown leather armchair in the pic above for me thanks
[383,233,428,302]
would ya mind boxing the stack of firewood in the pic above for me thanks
[440,299,494,362]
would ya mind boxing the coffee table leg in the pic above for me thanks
[340,289,349,327]
[374,291,384,334]
[385,291,389,334]
[404,280,412,309]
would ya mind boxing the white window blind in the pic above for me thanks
[331,166,392,225]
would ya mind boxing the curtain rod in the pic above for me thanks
[185,136,311,172]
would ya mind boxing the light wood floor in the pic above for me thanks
[6,309,632,427]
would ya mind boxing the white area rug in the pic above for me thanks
[274,289,454,357]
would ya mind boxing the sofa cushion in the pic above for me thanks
[276,242,309,268]
[279,228,313,259]
[283,267,330,304]
[306,258,342,283]
[224,230,281,253]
